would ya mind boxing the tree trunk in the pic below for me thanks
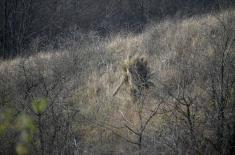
[3,0,8,58]
[38,114,45,155]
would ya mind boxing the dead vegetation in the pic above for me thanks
[0,9,235,155]
[113,55,154,104]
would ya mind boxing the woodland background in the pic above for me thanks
[0,0,235,155]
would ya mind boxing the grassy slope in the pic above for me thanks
[0,9,234,154]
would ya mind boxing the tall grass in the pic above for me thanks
[0,9,234,155]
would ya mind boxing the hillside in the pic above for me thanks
[1,0,234,58]
[0,9,235,155]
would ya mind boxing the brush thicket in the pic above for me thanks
[121,56,154,100]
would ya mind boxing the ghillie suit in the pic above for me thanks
[113,56,154,101]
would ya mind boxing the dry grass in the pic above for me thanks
[0,8,234,154]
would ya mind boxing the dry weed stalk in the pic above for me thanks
[113,55,153,100]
